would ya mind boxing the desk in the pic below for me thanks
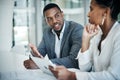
[0,51,56,80]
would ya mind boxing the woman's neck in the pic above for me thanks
[101,19,116,38]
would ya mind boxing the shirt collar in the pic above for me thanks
[52,21,65,35]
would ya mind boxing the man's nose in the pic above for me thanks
[52,17,57,23]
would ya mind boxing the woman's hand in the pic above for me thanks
[81,24,99,52]
[83,24,99,39]
[49,65,76,80]
[29,43,43,58]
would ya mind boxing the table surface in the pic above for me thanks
[0,51,56,80]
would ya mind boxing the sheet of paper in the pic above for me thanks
[30,55,56,75]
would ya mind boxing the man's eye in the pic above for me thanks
[55,13,61,18]
[47,18,52,21]
[56,14,60,18]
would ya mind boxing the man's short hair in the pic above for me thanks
[43,3,61,16]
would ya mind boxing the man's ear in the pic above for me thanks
[61,11,64,17]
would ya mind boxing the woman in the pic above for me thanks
[49,0,120,80]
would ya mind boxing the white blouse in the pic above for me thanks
[75,22,120,80]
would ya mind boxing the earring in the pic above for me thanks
[101,14,106,25]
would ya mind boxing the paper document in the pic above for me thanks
[30,55,56,75]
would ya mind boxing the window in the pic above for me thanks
[13,0,35,47]
[41,0,90,32]
[12,0,90,47]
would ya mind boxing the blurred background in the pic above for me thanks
[0,0,120,52]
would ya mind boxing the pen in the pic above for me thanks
[29,54,32,60]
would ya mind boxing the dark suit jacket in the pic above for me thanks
[37,20,83,68]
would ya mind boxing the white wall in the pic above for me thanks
[0,0,14,52]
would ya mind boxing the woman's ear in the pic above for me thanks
[104,7,111,17]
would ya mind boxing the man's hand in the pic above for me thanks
[29,43,43,58]
[23,59,39,69]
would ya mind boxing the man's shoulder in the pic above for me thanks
[43,26,52,31]
[66,20,79,24]
[43,27,52,35]
[65,21,83,30]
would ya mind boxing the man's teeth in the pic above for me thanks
[55,24,59,26]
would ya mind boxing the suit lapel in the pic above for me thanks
[60,21,70,55]
[50,29,56,58]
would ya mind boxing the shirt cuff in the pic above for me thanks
[76,49,91,65]
[75,71,89,80]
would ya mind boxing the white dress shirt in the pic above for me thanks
[75,22,120,80]
[52,22,65,58]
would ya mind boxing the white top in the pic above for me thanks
[52,21,65,58]
[75,22,120,80]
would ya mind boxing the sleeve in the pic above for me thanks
[76,49,92,72]
[76,31,101,72]
[37,34,47,57]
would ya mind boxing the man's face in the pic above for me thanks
[44,7,64,31]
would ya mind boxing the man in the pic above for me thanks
[24,3,83,69]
